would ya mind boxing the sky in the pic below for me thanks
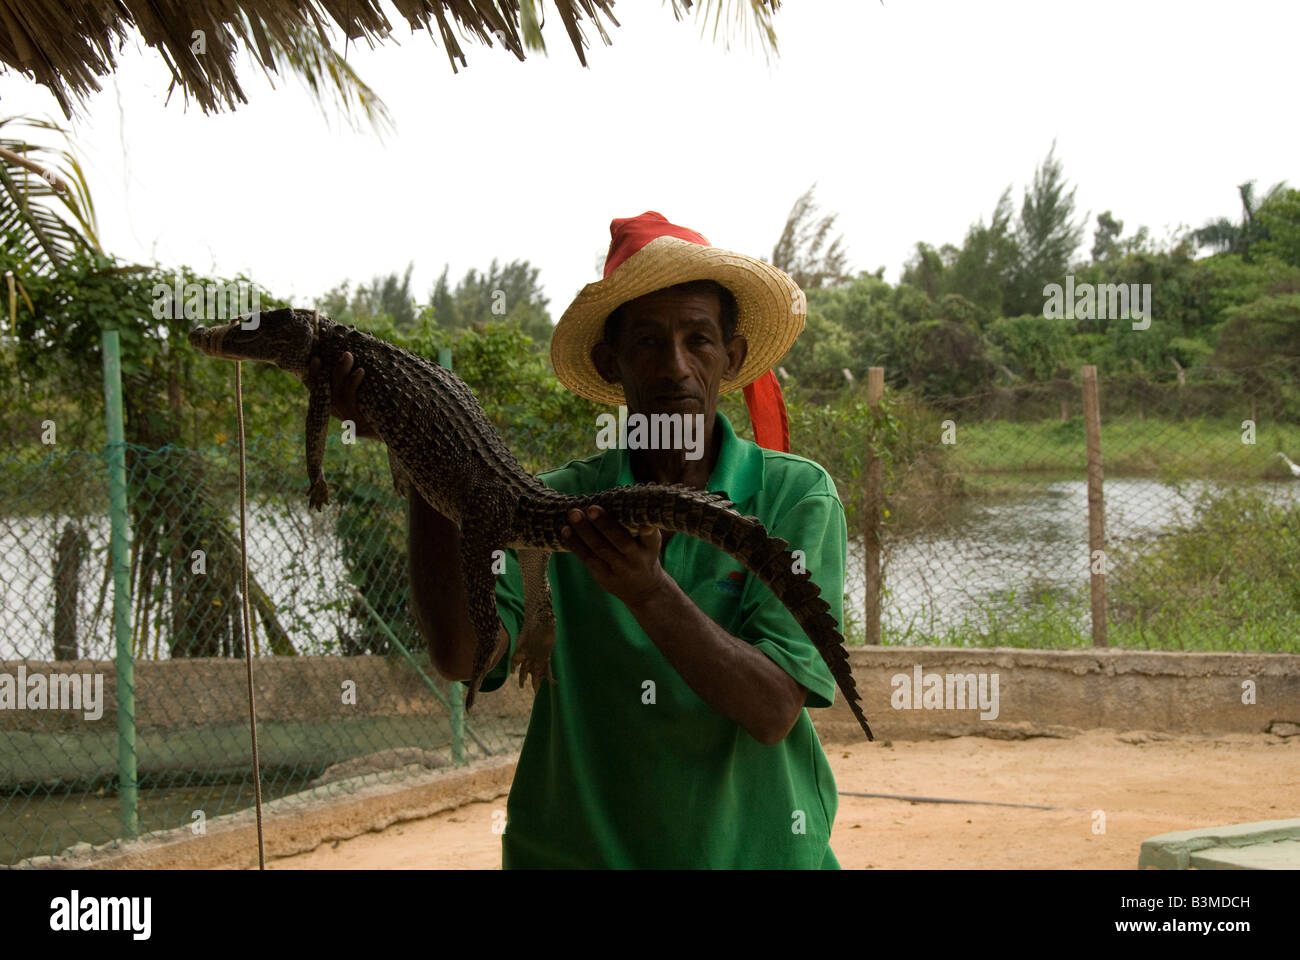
[2,0,1296,317]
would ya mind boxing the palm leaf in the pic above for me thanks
[0,115,100,276]
[245,18,396,136]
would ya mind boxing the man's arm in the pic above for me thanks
[315,353,509,682]
[408,487,510,681]
[627,573,807,746]
[561,506,807,745]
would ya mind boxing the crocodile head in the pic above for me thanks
[189,307,319,379]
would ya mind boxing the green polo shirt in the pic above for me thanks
[482,410,847,869]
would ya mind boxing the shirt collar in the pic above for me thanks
[595,409,765,505]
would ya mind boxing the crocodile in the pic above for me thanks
[190,307,873,740]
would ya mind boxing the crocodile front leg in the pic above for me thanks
[388,448,412,498]
[511,548,556,692]
[306,361,332,510]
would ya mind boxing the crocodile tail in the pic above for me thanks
[515,484,873,741]
[681,500,874,742]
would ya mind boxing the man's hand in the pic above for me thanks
[563,503,806,744]
[308,352,379,439]
[561,505,672,608]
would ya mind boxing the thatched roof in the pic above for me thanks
[0,1,658,118]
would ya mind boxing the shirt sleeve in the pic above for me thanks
[736,492,848,709]
[478,547,524,694]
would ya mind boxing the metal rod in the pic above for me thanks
[839,790,1060,810]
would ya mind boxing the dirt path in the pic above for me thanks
[268,730,1298,869]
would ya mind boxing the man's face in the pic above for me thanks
[591,284,748,422]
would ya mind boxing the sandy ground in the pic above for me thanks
[268,730,1298,869]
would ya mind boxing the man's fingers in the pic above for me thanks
[561,522,613,577]
[583,506,641,555]
[566,509,623,565]
[331,351,354,393]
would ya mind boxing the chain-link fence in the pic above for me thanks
[5,353,1298,864]
[855,362,1300,651]
[1,435,533,866]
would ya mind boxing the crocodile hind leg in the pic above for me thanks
[511,548,556,692]
[305,361,332,510]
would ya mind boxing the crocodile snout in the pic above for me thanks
[188,326,218,354]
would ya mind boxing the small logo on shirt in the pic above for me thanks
[714,570,745,595]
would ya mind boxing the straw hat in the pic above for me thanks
[550,212,807,407]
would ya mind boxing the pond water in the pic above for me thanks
[851,478,1300,639]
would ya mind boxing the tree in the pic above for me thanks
[1006,142,1085,316]
[771,183,852,290]
[1091,210,1124,263]
[1193,180,1290,262]
[0,115,101,286]
[900,242,948,301]
[904,319,994,398]
[431,259,553,343]
[1254,188,1300,268]
[779,308,855,390]
[942,188,1019,324]
[316,264,416,329]
[1213,290,1300,370]
[987,313,1077,383]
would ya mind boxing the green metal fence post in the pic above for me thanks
[436,347,467,765]
[101,329,137,839]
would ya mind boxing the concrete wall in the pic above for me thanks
[4,648,1295,741]
[814,648,1300,743]
[10,647,1297,869]
[0,656,530,733]
[15,757,518,870]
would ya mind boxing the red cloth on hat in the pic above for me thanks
[743,369,791,454]
[602,212,792,453]
[604,212,709,277]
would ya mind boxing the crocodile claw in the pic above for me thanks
[308,477,330,510]
[512,650,555,693]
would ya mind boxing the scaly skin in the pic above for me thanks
[190,308,873,740]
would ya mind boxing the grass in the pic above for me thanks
[943,415,1300,480]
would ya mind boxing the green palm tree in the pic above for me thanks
[1193,180,1290,261]
[0,114,100,313]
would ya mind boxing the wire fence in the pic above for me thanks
[3,355,1298,864]
[0,435,533,866]
[850,363,1300,652]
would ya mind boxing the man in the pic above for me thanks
[320,212,849,868]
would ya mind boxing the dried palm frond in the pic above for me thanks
[0,2,780,121]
